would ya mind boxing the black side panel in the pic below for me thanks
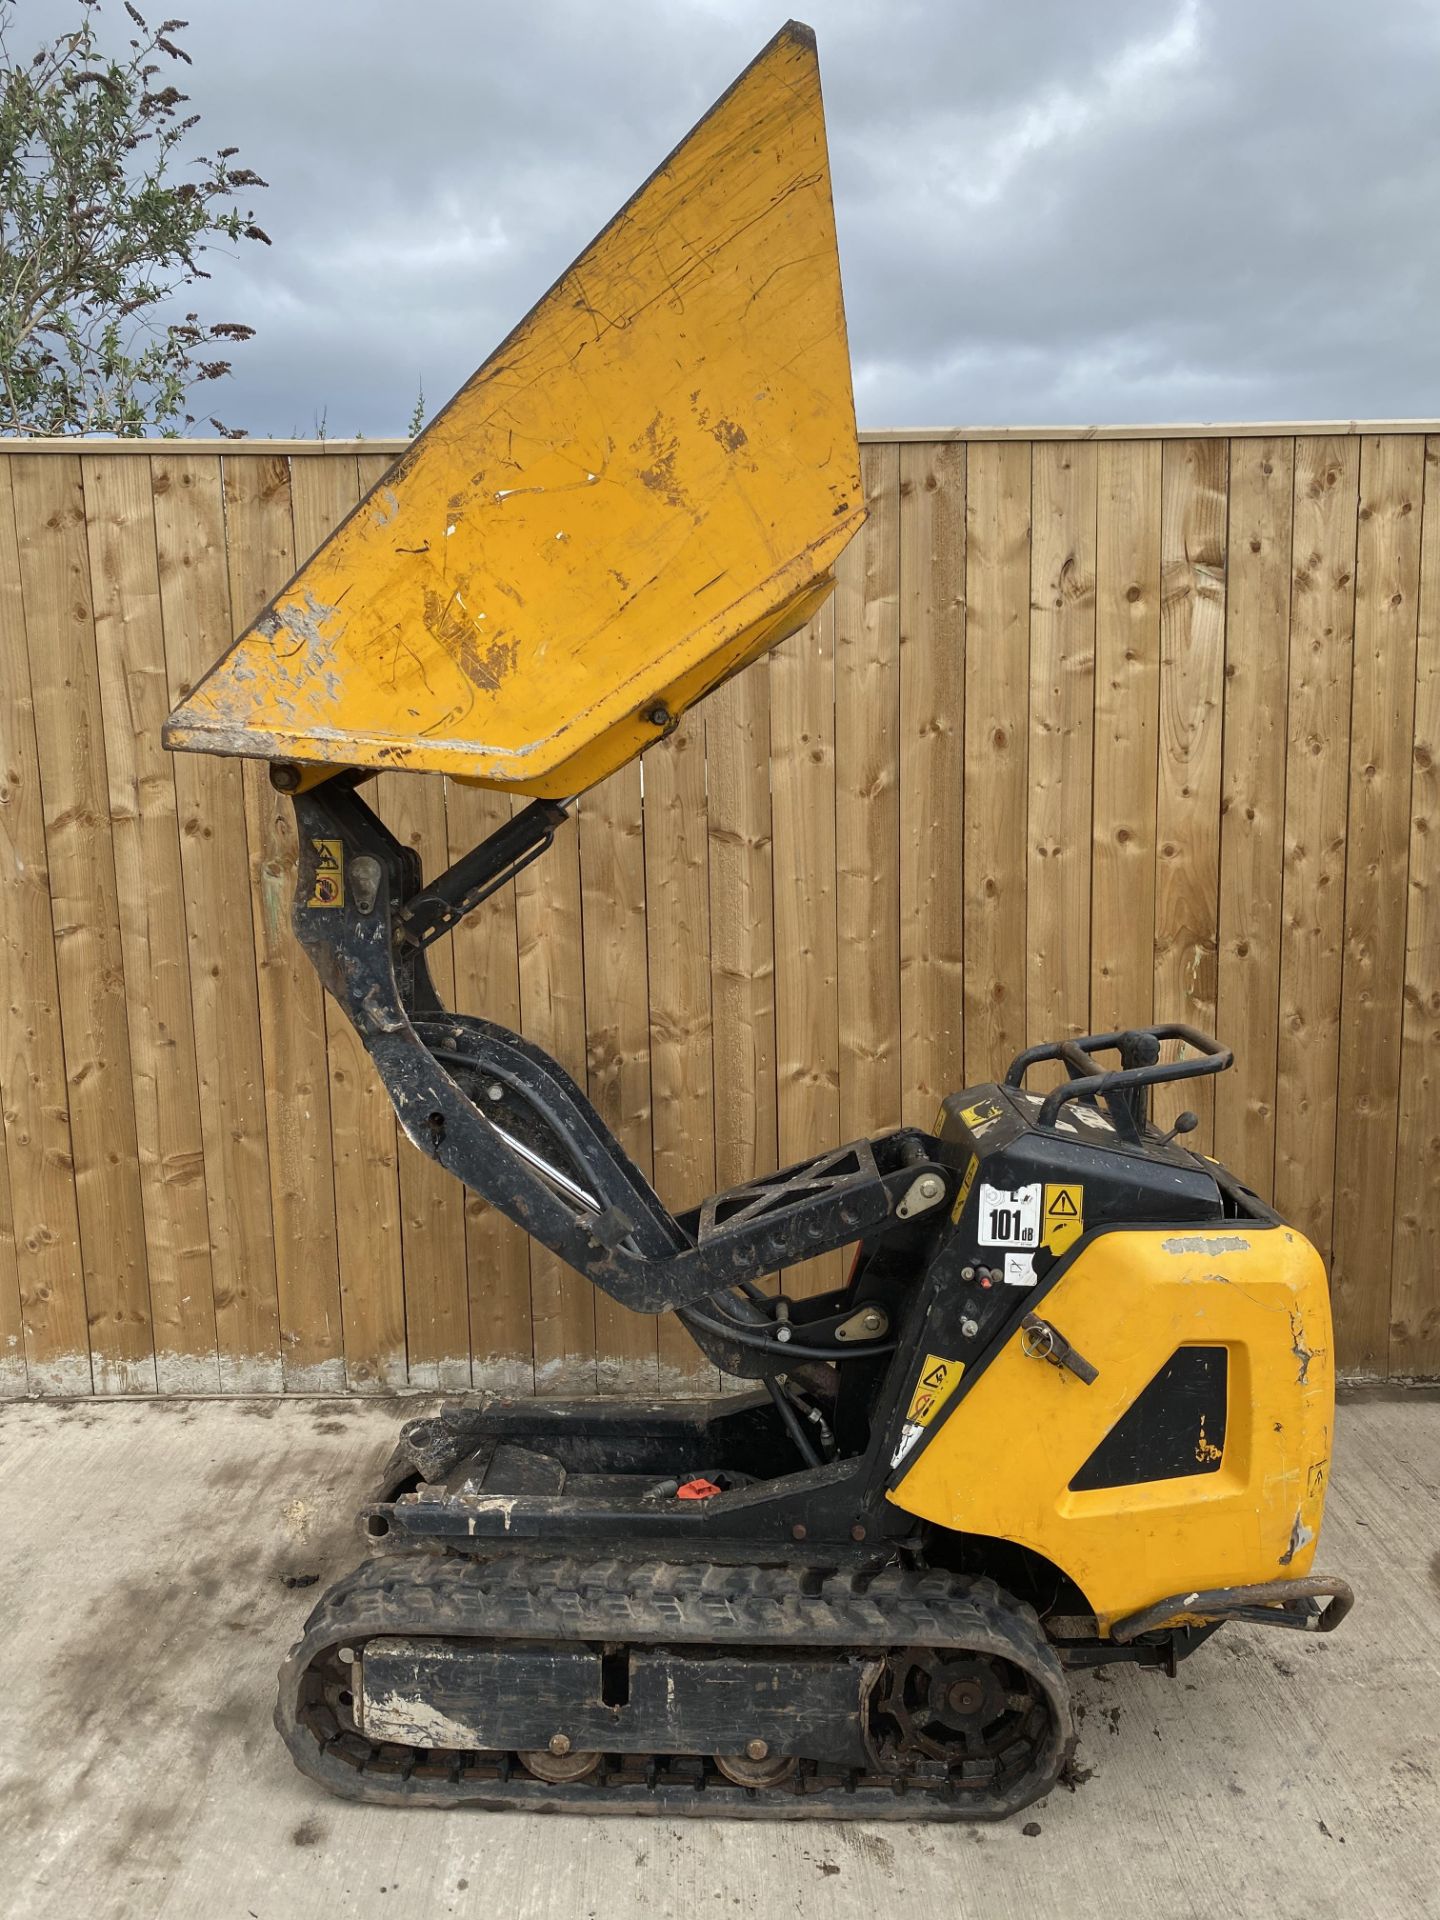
[1068,1345,1228,1491]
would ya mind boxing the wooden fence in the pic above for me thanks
[0,426,1436,1395]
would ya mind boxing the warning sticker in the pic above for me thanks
[905,1351,964,1426]
[977,1182,1041,1248]
[1002,1252,1037,1286]
[959,1097,1005,1138]
[308,839,345,909]
[950,1154,979,1223]
[1042,1182,1084,1255]
[893,1353,966,1467]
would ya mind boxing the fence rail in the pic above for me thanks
[0,430,1435,1394]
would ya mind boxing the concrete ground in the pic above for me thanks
[0,1392,1435,1920]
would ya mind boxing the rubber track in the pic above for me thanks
[277,1553,1076,1820]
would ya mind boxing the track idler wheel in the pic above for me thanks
[519,1743,602,1783]
[713,1747,799,1789]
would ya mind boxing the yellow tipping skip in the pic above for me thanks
[163,23,864,798]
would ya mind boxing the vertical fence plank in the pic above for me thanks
[446,781,535,1392]
[224,456,345,1388]
[0,463,88,1392]
[84,456,219,1391]
[580,762,659,1391]
[153,455,282,1388]
[1027,443,1097,1073]
[1332,434,1424,1374]
[707,658,779,1205]
[0,1125,24,1395]
[1214,438,1294,1199]
[352,448,470,1386]
[515,807,596,1390]
[963,441,1031,1084]
[898,442,965,1125]
[12,455,154,1392]
[380,767,473,1390]
[289,456,400,1390]
[1392,436,1440,1378]
[1274,439,1358,1269]
[1091,441,1162,1033]
[771,601,841,1294]
[837,442,902,1147]
[644,711,719,1381]
[1154,440,1228,1145]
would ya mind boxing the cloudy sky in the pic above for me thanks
[52,0,1440,433]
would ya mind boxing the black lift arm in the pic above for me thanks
[286,776,951,1329]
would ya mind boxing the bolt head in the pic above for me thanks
[745,1739,770,1762]
[548,1733,572,1756]
[961,1317,979,1339]
[850,1522,867,1543]
[946,1679,985,1716]
[791,1522,807,1541]
[917,1175,942,1200]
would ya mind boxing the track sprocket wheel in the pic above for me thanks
[868,1644,1058,1789]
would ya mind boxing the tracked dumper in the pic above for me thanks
[165,22,1351,1820]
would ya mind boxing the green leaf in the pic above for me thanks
[0,0,266,435]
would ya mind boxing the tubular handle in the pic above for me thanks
[1110,1575,1354,1643]
[1004,1024,1233,1138]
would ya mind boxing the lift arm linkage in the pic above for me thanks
[291,781,948,1322]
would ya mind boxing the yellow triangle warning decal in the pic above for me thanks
[1042,1182,1083,1253]
[906,1353,964,1426]
[308,838,345,908]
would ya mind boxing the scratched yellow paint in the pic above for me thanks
[163,24,864,798]
[890,1226,1335,1628]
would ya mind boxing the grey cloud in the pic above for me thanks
[53,0,1440,430]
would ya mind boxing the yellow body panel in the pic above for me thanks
[890,1226,1334,1630]
[163,24,863,798]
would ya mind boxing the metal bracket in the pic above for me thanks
[895,1172,947,1220]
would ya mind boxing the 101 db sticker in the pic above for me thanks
[976,1182,1041,1248]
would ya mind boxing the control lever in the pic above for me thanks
[1020,1313,1099,1385]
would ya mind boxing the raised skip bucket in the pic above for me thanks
[164,23,865,799]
